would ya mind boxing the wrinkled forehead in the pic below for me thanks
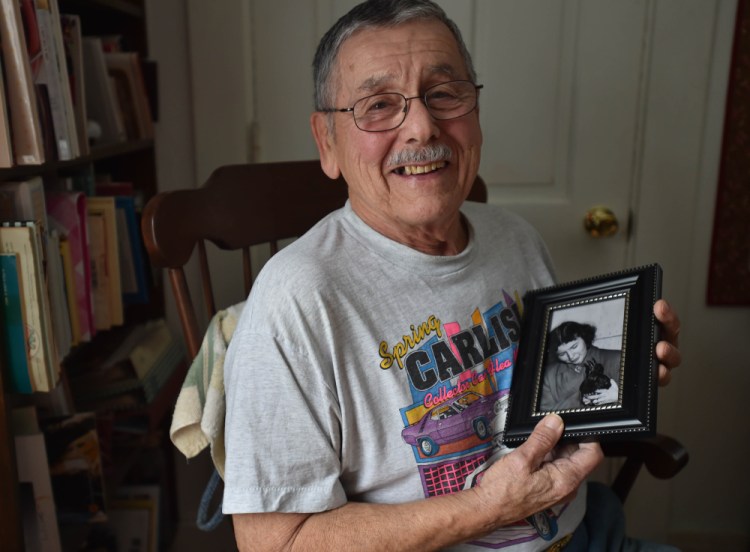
[333,19,469,95]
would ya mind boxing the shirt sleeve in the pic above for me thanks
[222,321,347,514]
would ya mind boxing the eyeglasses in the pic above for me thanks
[320,80,483,132]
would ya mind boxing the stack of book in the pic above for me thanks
[12,405,164,551]
[68,318,184,413]
[0,0,154,169]
[0,176,152,394]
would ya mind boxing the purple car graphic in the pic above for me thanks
[401,391,500,457]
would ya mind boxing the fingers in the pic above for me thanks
[657,343,680,386]
[515,414,564,468]
[656,340,681,368]
[654,299,682,386]
[552,441,604,475]
[546,442,602,507]
[540,441,603,510]
[654,299,680,347]
[574,442,605,468]
[478,421,602,525]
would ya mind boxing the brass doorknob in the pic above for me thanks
[584,206,619,238]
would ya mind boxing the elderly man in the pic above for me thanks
[223,1,682,550]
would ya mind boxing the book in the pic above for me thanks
[0,252,33,393]
[46,191,94,341]
[0,0,45,164]
[19,0,60,163]
[81,37,126,145]
[0,221,59,391]
[68,163,96,196]
[105,52,154,140]
[59,14,88,155]
[40,412,107,523]
[115,195,149,304]
[128,318,174,380]
[87,196,123,327]
[99,34,123,53]
[107,62,140,141]
[34,82,58,161]
[0,176,48,230]
[58,238,81,345]
[87,210,111,330]
[31,0,77,160]
[0,178,73,368]
[46,0,81,157]
[12,406,63,552]
[44,229,72,360]
[0,182,12,220]
[95,180,134,197]
[115,485,161,551]
[107,501,152,552]
[70,318,184,407]
[0,54,13,167]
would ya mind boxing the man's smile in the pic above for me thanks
[393,161,448,176]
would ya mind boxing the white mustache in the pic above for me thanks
[387,144,453,168]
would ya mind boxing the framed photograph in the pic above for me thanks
[503,264,662,444]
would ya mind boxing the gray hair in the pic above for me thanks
[313,0,477,111]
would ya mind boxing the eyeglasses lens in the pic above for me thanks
[353,81,478,132]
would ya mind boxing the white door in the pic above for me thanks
[473,0,645,281]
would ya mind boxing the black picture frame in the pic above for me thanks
[503,264,662,445]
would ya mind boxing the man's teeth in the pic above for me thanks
[401,161,446,176]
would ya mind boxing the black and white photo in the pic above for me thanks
[539,297,626,412]
[504,264,662,444]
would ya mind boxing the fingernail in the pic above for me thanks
[544,414,563,430]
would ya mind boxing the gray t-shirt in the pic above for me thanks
[223,201,586,550]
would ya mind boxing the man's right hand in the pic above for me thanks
[469,414,603,532]
[233,414,602,551]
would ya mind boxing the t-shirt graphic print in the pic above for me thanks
[392,291,565,549]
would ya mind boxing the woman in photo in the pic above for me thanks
[540,321,621,411]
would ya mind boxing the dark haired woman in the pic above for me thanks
[540,321,621,411]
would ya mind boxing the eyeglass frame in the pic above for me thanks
[318,79,484,132]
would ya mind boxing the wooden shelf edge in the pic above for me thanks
[59,0,144,18]
[0,140,154,181]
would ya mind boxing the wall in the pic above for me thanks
[665,1,750,547]
[145,1,236,548]
[626,1,750,549]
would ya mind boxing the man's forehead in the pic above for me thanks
[355,63,461,93]
[335,19,467,91]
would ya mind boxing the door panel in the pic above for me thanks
[474,0,650,281]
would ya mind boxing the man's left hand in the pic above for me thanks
[654,299,681,386]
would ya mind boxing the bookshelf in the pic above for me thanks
[0,139,154,179]
[0,0,179,550]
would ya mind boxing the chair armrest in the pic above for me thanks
[601,433,689,503]
[601,433,689,479]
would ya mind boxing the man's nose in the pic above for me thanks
[401,97,440,142]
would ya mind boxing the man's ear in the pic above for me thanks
[310,112,341,179]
